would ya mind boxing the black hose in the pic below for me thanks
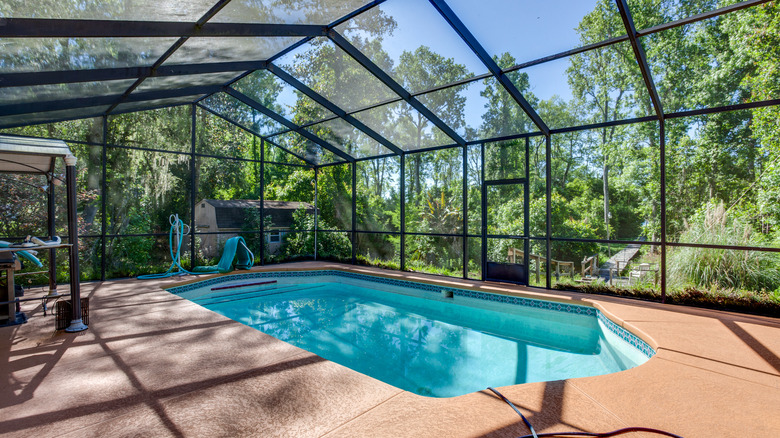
[487,387,538,438]
[487,387,685,438]
[516,428,685,438]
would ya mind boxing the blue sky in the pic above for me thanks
[373,0,605,131]
[276,0,606,133]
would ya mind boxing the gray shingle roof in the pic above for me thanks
[201,199,315,229]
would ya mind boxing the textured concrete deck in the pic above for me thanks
[2,262,779,438]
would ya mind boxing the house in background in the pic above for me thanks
[195,199,316,258]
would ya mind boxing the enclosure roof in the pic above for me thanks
[0,134,74,174]
[0,0,772,165]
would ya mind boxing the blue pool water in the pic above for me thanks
[174,273,652,397]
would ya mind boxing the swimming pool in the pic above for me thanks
[169,270,654,397]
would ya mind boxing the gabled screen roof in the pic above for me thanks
[0,0,773,164]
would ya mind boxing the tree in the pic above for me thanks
[739,2,780,242]
[480,53,538,141]
[540,97,588,189]
[394,46,470,197]
[571,8,635,238]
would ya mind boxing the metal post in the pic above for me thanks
[259,138,265,265]
[400,154,406,271]
[660,120,667,302]
[524,138,530,286]
[462,145,468,279]
[65,158,87,332]
[226,87,354,163]
[481,143,486,281]
[429,0,549,135]
[616,0,664,120]
[190,104,197,269]
[545,134,552,289]
[100,116,107,281]
[351,162,357,265]
[329,30,467,149]
[47,159,57,295]
[314,167,318,260]
[268,64,402,158]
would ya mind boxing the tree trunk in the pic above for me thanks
[413,155,421,198]
[603,161,610,234]
[82,118,103,232]
[562,137,574,187]
[499,143,508,179]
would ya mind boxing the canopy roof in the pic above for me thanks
[0,134,74,174]
[0,0,770,165]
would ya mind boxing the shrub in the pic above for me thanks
[278,207,351,262]
[667,202,780,291]
[554,281,780,317]
[552,218,600,268]
[356,255,400,271]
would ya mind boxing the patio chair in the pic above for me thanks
[628,263,659,285]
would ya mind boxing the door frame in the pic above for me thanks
[481,177,530,284]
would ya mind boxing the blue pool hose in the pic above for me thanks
[487,387,684,438]
[138,214,254,280]
[0,240,43,267]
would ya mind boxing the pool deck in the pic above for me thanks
[2,261,779,438]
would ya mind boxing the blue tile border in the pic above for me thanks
[167,269,655,358]
[596,312,656,358]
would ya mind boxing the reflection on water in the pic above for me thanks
[207,283,645,397]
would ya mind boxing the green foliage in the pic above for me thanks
[667,202,780,291]
[276,207,352,262]
[397,46,470,144]
[555,282,780,318]
[106,236,155,277]
[553,220,600,267]
[356,255,400,271]
[406,234,462,276]
[264,165,314,204]
[317,164,352,230]
[420,191,462,234]
[355,232,399,269]
[241,209,272,260]
[1,117,103,144]
[356,157,399,233]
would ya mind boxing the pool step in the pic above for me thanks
[194,282,281,302]
[211,280,277,292]
[194,283,327,306]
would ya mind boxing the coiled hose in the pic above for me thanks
[138,214,196,279]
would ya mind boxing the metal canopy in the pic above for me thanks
[0,0,773,165]
[0,134,74,174]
